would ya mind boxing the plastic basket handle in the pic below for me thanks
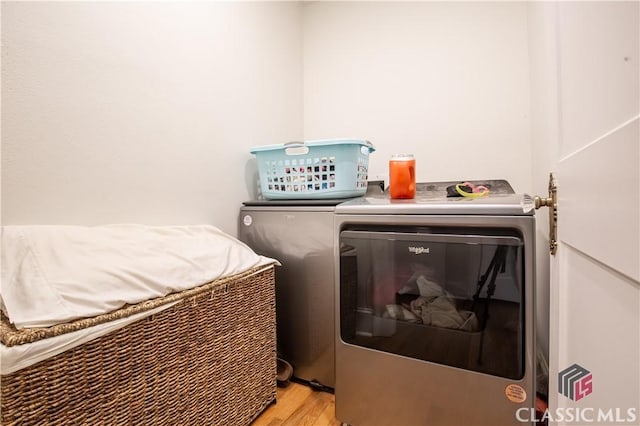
[284,141,309,156]
[363,140,376,154]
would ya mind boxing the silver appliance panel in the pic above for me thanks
[334,213,536,426]
[335,193,534,216]
[239,205,336,388]
[336,180,533,216]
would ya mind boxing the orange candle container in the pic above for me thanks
[389,154,416,199]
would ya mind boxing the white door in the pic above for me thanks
[537,2,639,424]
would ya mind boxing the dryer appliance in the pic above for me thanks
[334,181,536,425]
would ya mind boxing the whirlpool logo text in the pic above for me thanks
[408,246,429,255]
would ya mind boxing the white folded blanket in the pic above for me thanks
[1,224,278,329]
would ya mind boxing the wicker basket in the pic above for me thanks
[0,265,277,426]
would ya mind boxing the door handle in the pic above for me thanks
[534,172,558,255]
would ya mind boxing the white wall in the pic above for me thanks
[2,1,534,230]
[302,1,532,192]
[1,1,303,235]
[527,1,558,368]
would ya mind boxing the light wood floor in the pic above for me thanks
[252,381,341,426]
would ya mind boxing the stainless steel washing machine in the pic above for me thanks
[239,200,341,390]
[334,181,536,426]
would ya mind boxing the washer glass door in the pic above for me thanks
[339,226,525,379]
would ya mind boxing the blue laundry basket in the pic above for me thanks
[251,139,375,200]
